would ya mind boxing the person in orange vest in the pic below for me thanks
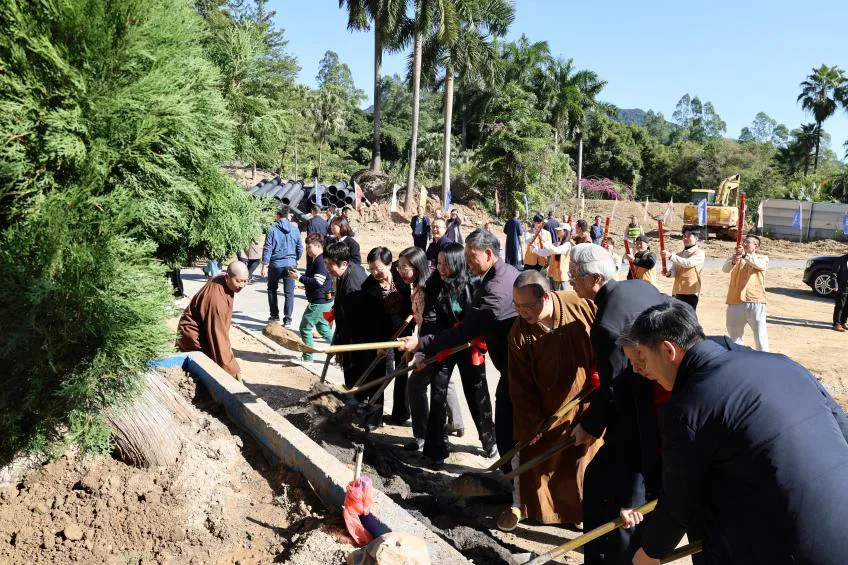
[722,234,769,351]
[662,228,705,311]
[625,235,658,287]
[523,213,553,271]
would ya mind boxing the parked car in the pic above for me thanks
[803,256,841,297]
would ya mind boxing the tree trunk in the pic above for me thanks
[318,138,325,180]
[107,370,195,468]
[405,28,423,212]
[441,63,455,207]
[252,163,256,179]
[813,120,821,174]
[370,26,383,173]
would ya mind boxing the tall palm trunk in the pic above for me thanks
[813,120,821,174]
[371,24,383,172]
[318,138,325,180]
[405,27,423,211]
[441,62,454,207]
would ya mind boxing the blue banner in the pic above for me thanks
[697,199,707,225]
[791,203,802,230]
[443,189,451,212]
[843,213,848,236]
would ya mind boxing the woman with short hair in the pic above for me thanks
[327,216,361,264]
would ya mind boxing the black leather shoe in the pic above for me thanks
[404,439,424,452]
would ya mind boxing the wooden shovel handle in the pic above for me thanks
[503,437,577,481]
[487,387,595,471]
[526,499,658,564]
[661,541,702,563]
[325,341,405,354]
[350,315,413,389]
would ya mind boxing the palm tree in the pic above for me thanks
[402,0,457,210]
[422,0,514,205]
[339,0,407,173]
[797,64,848,173]
[308,86,348,179]
[543,57,607,148]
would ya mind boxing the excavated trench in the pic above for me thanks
[279,390,525,564]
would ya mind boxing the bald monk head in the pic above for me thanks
[512,269,553,326]
[225,261,249,293]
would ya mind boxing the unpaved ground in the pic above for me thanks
[0,362,352,565]
[227,260,847,564]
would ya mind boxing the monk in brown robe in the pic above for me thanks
[177,261,249,378]
[499,269,601,531]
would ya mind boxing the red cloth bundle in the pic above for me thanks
[323,308,335,323]
[342,475,374,546]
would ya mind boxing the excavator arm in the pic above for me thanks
[715,174,741,206]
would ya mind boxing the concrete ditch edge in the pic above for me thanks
[153,351,470,564]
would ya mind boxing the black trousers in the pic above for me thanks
[494,370,515,473]
[413,235,428,251]
[583,443,648,565]
[422,350,496,461]
[834,293,848,326]
[342,350,385,428]
[167,269,184,297]
[674,293,699,311]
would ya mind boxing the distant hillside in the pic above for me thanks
[616,108,649,126]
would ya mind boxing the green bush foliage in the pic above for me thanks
[0,0,260,456]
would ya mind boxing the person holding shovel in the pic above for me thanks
[621,300,848,565]
[324,242,370,398]
[498,270,601,532]
[567,243,669,565]
[416,243,497,468]
[360,247,413,429]
[177,261,248,379]
[398,228,519,472]
[662,227,704,312]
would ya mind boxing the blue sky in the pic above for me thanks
[270,0,848,158]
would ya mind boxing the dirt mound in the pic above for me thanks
[0,366,339,564]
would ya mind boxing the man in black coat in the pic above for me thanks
[619,299,848,565]
[410,205,431,251]
[399,228,519,468]
[568,243,669,565]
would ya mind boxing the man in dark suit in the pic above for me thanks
[400,228,519,468]
[621,300,848,565]
[410,205,431,251]
[306,204,329,236]
[567,243,668,565]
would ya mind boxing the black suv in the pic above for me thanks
[803,256,841,297]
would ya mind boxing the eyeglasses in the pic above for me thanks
[396,264,414,273]
[512,298,542,312]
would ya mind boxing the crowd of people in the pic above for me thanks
[176,203,848,565]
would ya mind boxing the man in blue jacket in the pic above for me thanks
[621,300,848,565]
[261,207,303,327]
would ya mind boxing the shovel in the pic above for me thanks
[263,322,404,355]
[301,343,472,404]
[523,499,658,565]
[350,315,413,390]
[661,540,702,563]
[487,387,595,472]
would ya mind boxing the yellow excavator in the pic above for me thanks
[682,174,742,240]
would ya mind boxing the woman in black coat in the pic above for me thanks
[327,216,361,265]
[359,247,412,429]
[420,243,497,467]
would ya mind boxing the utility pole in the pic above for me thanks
[576,130,583,200]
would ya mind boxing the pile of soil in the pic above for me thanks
[0,366,351,565]
[282,399,520,564]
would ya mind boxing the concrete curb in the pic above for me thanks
[153,351,469,564]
